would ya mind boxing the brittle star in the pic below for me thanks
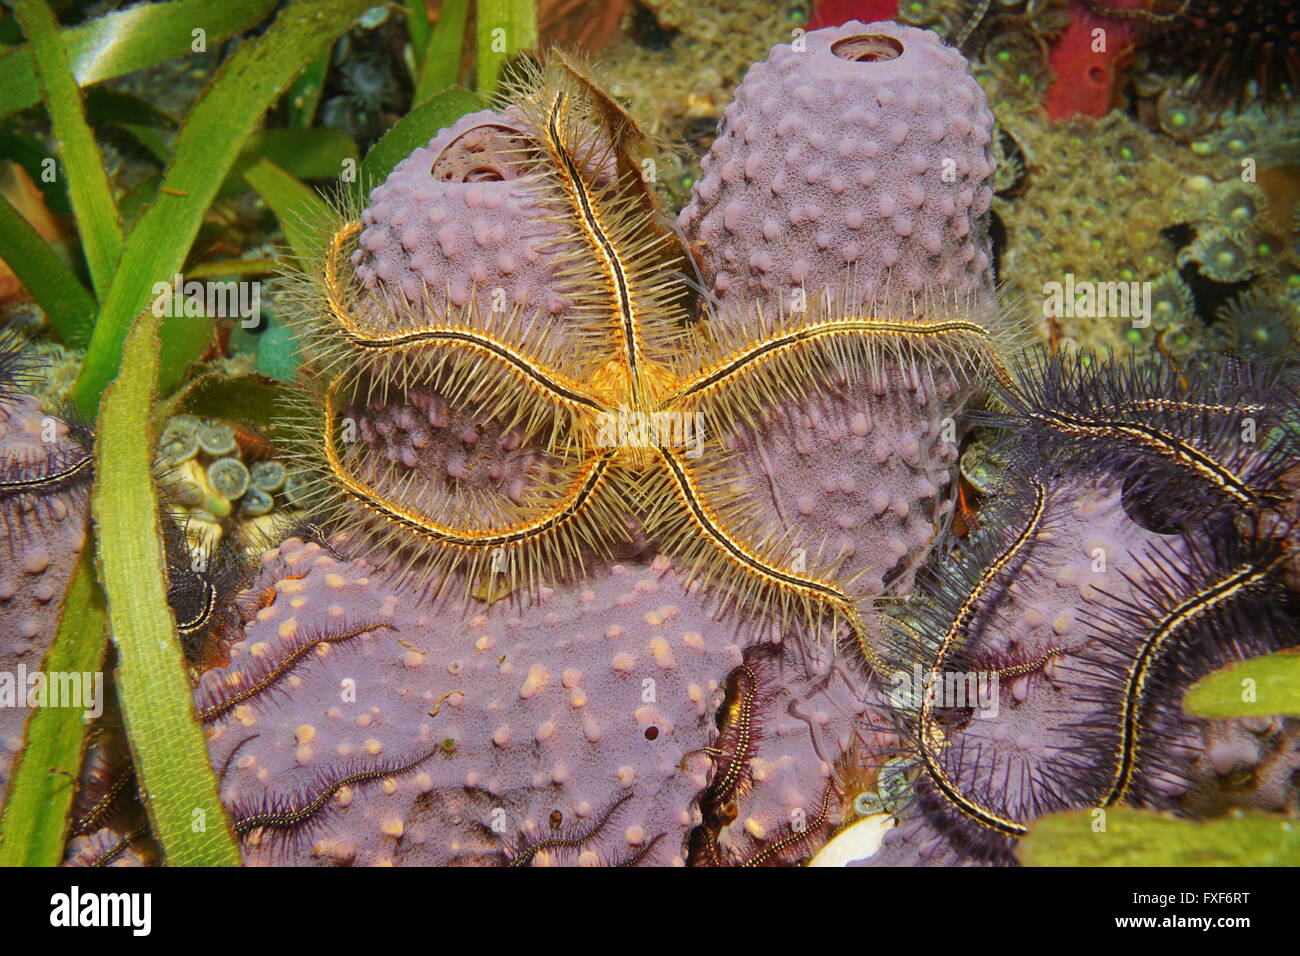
[306,73,1014,669]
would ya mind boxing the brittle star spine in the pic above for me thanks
[73,770,133,836]
[992,646,1066,680]
[704,664,759,803]
[916,477,1048,837]
[1103,399,1267,417]
[89,827,148,867]
[174,579,217,635]
[739,783,835,867]
[347,329,607,412]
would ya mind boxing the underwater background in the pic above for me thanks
[0,0,1297,868]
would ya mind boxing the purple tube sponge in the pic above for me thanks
[679,20,997,314]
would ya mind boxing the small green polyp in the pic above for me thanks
[241,485,275,517]
[159,431,198,466]
[207,456,251,499]
[284,470,313,508]
[197,422,238,457]
[159,415,202,465]
[854,791,885,816]
[175,479,205,509]
[251,460,287,493]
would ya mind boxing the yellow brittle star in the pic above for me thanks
[291,58,1015,668]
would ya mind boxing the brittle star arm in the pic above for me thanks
[542,91,648,407]
[913,477,1048,838]
[324,377,616,547]
[658,316,1014,410]
[653,444,886,670]
[325,222,611,414]
[1023,409,1266,507]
